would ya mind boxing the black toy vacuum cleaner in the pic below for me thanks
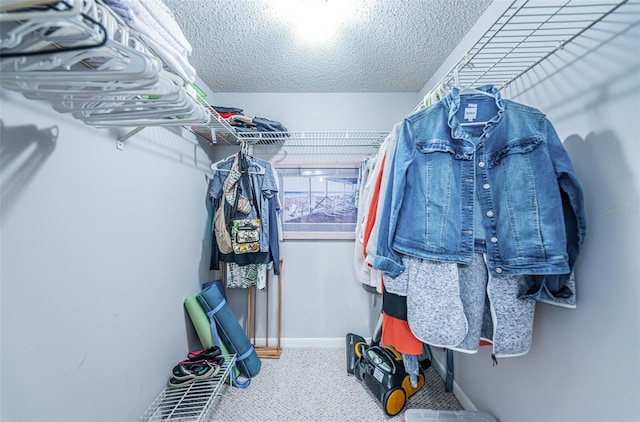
[346,315,428,416]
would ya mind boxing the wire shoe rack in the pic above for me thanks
[138,354,236,422]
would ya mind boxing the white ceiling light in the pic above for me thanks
[268,0,363,45]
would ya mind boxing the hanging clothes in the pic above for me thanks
[209,151,281,287]
[353,123,401,292]
[226,262,267,290]
[354,153,378,289]
[361,84,586,360]
[374,85,585,304]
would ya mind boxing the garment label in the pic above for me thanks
[464,104,478,122]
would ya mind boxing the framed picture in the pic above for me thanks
[276,164,360,239]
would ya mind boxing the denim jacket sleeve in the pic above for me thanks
[372,119,416,278]
[522,117,587,304]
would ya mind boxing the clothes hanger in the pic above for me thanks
[0,0,209,129]
[239,140,266,175]
[0,4,161,86]
[210,149,266,175]
[0,38,161,87]
[0,0,107,58]
[449,63,495,127]
[72,93,195,121]
[459,86,495,98]
[453,61,494,99]
[210,155,236,173]
[62,77,191,114]
[0,0,84,22]
[87,104,211,127]
[38,70,183,106]
[458,84,495,126]
[245,157,266,175]
[85,94,211,127]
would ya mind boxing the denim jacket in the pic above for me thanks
[373,86,585,301]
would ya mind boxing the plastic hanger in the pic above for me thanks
[459,86,495,98]
[239,141,266,175]
[450,64,495,127]
[0,0,211,129]
[211,158,266,175]
[453,61,494,99]
[210,155,235,173]
[34,70,183,105]
[0,4,161,86]
[0,39,161,87]
[0,0,106,57]
[58,75,190,114]
[0,0,84,22]
[210,151,266,175]
[245,157,266,175]
[457,85,495,126]
[87,102,211,127]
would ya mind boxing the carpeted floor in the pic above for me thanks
[205,347,463,422]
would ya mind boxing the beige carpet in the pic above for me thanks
[205,347,463,422]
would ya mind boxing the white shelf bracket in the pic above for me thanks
[116,127,145,150]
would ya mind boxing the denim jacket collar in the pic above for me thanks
[444,84,505,141]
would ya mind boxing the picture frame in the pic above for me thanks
[275,163,360,240]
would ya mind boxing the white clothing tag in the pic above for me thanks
[464,104,478,122]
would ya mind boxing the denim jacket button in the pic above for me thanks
[483,183,490,189]
[484,133,490,138]
[490,236,498,243]
[478,161,486,168]
[486,210,494,217]
[495,267,503,274]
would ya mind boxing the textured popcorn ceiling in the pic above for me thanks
[164,0,493,93]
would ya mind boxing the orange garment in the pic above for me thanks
[381,312,424,355]
[362,151,386,259]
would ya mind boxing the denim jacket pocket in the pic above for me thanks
[416,139,475,160]
[486,136,542,168]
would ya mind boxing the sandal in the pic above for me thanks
[168,361,221,387]
[187,346,222,361]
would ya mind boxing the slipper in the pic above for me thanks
[171,361,220,381]
[187,347,222,361]
[183,347,224,366]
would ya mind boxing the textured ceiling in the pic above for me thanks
[164,0,493,93]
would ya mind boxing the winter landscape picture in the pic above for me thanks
[278,168,359,235]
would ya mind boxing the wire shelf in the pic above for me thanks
[237,131,389,147]
[138,354,236,422]
[416,0,632,111]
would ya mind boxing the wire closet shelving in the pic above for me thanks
[0,0,634,150]
[413,0,634,112]
[138,354,237,422]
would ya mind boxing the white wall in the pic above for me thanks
[422,3,640,422]
[0,90,217,421]
[210,92,418,132]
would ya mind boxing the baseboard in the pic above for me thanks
[252,337,363,348]
[430,353,477,411]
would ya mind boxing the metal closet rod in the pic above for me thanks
[415,0,630,112]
